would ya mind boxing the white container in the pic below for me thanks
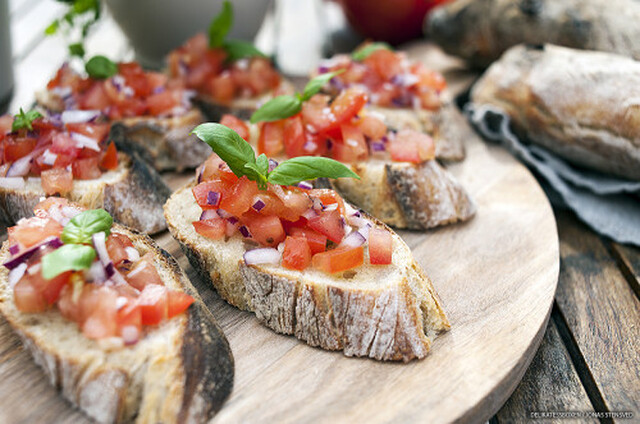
[104,0,272,69]
[0,0,13,113]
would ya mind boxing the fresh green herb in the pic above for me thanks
[207,1,267,61]
[45,0,101,60]
[41,244,96,280]
[85,55,118,79]
[249,70,344,124]
[192,123,359,189]
[12,108,42,131]
[62,209,113,245]
[351,42,393,61]
[209,0,233,48]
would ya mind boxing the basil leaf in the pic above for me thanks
[209,0,233,48]
[62,209,113,245]
[256,154,269,176]
[223,39,267,61]
[85,55,118,79]
[12,108,42,131]
[68,42,85,58]
[41,244,96,280]
[352,42,393,61]
[268,157,360,186]
[192,123,256,178]
[45,20,59,35]
[301,70,345,101]
[244,163,268,189]
[250,96,302,124]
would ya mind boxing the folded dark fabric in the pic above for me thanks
[466,104,640,246]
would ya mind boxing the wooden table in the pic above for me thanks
[2,1,639,422]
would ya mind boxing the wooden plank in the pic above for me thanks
[494,313,597,423]
[610,243,640,300]
[554,210,640,417]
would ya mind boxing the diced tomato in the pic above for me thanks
[210,71,236,104]
[81,286,118,339]
[244,214,285,247]
[220,114,250,140]
[334,124,368,163]
[282,236,312,270]
[192,180,226,210]
[78,82,111,110]
[50,132,79,155]
[196,155,237,183]
[358,115,387,140]
[327,88,368,131]
[8,216,63,248]
[65,122,110,143]
[288,227,327,254]
[193,218,226,240]
[147,89,181,116]
[116,299,142,341]
[57,283,80,322]
[119,62,152,97]
[301,94,333,133]
[368,228,393,265]
[126,253,164,291]
[308,189,347,216]
[167,291,195,318]
[72,156,101,180]
[0,115,13,136]
[25,270,72,305]
[251,191,285,216]
[100,142,118,170]
[219,176,258,217]
[3,136,36,162]
[34,196,70,213]
[307,209,345,244]
[312,245,364,274]
[388,129,435,163]
[413,63,447,92]
[363,48,403,81]
[106,233,133,266]
[283,115,306,158]
[138,284,168,325]
[146,72,168,91]
[14,278,48,312]
[247,57,280,94]
[41,167,73,195]
[258,121,284,156]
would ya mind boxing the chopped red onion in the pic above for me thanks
[297,181,313,190]
[152,86,165,94]
[87,260,107,283]
[121,325,140,345]
[339,230,366,248]
[268,159,278,172]
[370,141,386,152]
[8,263,28,289]
[323,203,338,212]
[6,154,33,177]
[9,244,19,255]
[303,140,317,152]
[302,208,318,220]
[197,166,204,183]
[200,209,219,220]
[326,138,333,150]
[217,208,232,219]
[226,216,239,225]
[312,197,323,211]
[243,248,281,265]
[207,191,220,206]
[70,132,101,151]
[105,262,116,277]
[239,225,251,238]
[125,246,140,262]
[61,110,101,124]
[252,199,266,212]
[318,65,329,73]
[93,232,128,286]
[225,219,239,237]
[3,237,63,270]
[41,149,58,166]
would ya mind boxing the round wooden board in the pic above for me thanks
[0,128,559,423]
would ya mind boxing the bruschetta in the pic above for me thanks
[36,59,211,172]
[0,111,170,233]
[243,80,475,230]
[0,197,234,423]
[165,124,450,361]
[315,43,470,162]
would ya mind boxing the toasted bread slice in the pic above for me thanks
[367,101,468,162]
[326,159,476,230]
[0,152,170,234]
[164,182,450,362]
[0,225,234,423]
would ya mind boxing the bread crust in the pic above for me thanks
[471,44,640,180]
[0,226,234,423]
[0,152,171,234]
[330,160,476,230]
[164,183,450,362]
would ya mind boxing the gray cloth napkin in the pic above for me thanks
[466,104,640,247]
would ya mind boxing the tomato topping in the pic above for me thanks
[193,218,226,240]
[106,233,133,266]
[116,300,142,340]
[334,124,368,163]
[192,180,226,210]
[126,253,164,291]
[72,157,101,180]
[81,286,118,339]
[307,209,345,244]
[287,227,327,254]
[66,122,110,142]
[358,115,387,140]
[368,228,393,265]
[312,245,364,274]
[244,214,285,247]
[14,278,48,313]
[8,216,63,248]
[210,72,236,104]
[363,49,403,81]
[388,129,435,163]
[282,236,312,270]
[219,177,259,217]
[100,142,118,170]
[283,116,306,158]
[3,137,36,162]
[167,291,195,318]
[258,121,284,156]
[138,284,169,325]
[41,167,73,195]
[220,114,250,141]
[329,88,368,129]
[147,89,182,116]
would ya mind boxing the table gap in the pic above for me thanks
[607,243,640,302]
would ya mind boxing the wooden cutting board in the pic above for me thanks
[0,129,559,424]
